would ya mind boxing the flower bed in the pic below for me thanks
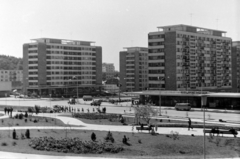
[73,113,119,120]
[29,137,124,154]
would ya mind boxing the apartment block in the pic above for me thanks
[23,38,102,97]
[102,63,116,80]
[148,24,232,92]
[232,41,240,92]
[120,47,148,92]
[0,70,23,90]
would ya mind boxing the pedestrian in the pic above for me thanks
[4,107,6,115]
[93,108,95,112]
[188,118,193,130]
[82,108,84,112]
[155,124,158,132]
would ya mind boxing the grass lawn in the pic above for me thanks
[0,115,78,127]
[0,129,238,158]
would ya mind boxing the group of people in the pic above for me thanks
[4,107,13,117]
[51,105,106,114]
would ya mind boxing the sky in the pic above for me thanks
[0,0,239,71]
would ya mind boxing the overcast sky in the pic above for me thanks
[0,0,239,70]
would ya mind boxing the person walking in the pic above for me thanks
[188,118,193,130]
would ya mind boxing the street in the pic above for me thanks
[0,97,239,123]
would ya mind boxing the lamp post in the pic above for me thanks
[118,83,122,103]
[72,76,79,104]
[201,95,208,159]
[158,77,165,116]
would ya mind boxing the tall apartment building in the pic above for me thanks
[0,70,23,90]
[232,41,240,92]
[148,24,232,92]
[102,63,116,80]
[23,38,102,97]
[120,47,148,92]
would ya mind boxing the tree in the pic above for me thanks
[134,105,157,124]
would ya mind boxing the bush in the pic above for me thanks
[1,142,7,146]
[12,141,17,146]
[29,137,123,154]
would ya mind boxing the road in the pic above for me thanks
[0,97,239,123]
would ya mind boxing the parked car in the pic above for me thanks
[90,99,102,106]
[68,98,76,105]
[83,95,93,101]
[175,103,191,111]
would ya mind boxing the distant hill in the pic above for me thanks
[0,55,23,70]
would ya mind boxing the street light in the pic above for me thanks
[118,83,122,103]
[201,94,208,159]
[158,76,165,116]
[72,76,79,104]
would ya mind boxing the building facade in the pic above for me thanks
[102,63,116,80]
[232,41,240,92]
[23,38,102,97]
[148,24,232,92]
[0,70,23,90]
[120,47,148,92]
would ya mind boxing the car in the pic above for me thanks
[68,98,76,105]
[90,100,102,106]
[175,103,191,111]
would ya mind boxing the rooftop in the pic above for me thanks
[30,38,95,46]
[157,24,227,33]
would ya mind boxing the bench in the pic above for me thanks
[136,126,152,132]
[203,129,238,138]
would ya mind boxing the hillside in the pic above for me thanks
[0,55,23,70]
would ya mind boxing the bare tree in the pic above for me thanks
[134,105,157,124]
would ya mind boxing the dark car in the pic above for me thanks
[68,98,76,105]
[90,100,102,106]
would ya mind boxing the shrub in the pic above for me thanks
[1,142,7,146]
[215,137,221,146]
[170,131,179,140]
[105,131,115,143]
[91,132,96,141]
[12,141,17,146]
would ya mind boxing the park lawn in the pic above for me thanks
[0,129,238,158]
[0,115,79,127]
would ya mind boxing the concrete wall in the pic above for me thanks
[95,46,102,85]
[165,32,177,90]
[23,44,29,94]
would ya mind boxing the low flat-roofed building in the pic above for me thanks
[127,90,240,110]
[0,81,12,97]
